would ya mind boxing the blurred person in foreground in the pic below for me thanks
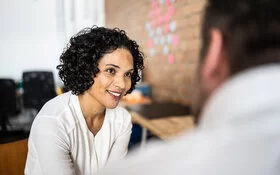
[24,26,144,175]
[101,0,280,174]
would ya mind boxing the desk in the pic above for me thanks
[131,111,194,141]
[0,139,28,175]
[126,103,194,148]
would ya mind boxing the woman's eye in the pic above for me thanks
[106,68,115,74]
[125,72,132,77]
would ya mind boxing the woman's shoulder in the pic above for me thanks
[40,92,72,111]
[32,92,78,131]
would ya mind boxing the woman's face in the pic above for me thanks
[87,48,134,109]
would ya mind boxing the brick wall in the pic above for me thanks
[105,0,206,106]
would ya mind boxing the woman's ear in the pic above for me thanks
[201,28,229,92]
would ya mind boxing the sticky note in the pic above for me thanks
[148,39,154,48]
[157,16,164,25]
[169,20,176,32]
[152,19,157,28]
[150,48,156,56]
[172,34,179,45]
[163,45,169,55]
[164,13,171,23]
[160,36,165,45]
[156,27,162,35]
[165,0,170,6]
[156,8,161,16]
[168,6,174,16]
[149,30,155,37]
[168,54,175,64]
[152,0,158,8]
[163,24,169,34]
[145,22,151,31]
[154,37,159,45]
[167,34,173,44]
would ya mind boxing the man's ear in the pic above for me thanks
[201,28,229,91]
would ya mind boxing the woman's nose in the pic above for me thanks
[114,75,126,90]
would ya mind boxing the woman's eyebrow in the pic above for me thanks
[106,64,134,72]
[106,64,120,68]
[127,68,134,72]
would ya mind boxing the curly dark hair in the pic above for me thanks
[57,26,145,95]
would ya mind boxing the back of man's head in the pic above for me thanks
[201,0,280,75]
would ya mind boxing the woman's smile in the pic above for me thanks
[107,90,122,101]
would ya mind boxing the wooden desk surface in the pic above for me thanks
[121,97,194,141]
[0,139,28,175]
[130,111,194,141]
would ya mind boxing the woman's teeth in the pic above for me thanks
[108,91,121,97]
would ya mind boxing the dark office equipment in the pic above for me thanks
[0,78,18,132]
[22,71,57,112]
[126,102,191,119]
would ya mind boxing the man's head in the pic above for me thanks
[192,0,280,124]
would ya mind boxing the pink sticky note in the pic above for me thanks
[163,24,169,34]
[148,39,154,48]
[156,8,161,17]
[168,6,174,16]
[165,0,170,6]
[157,16,164,25]
[168,54,175,64]
[172,34,179,45]
[152,1,158,8]
[164,13,171,23]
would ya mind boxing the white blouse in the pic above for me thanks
[25,92,132,175]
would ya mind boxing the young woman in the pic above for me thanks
[25,26,144,175]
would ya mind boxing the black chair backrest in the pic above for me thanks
[0,79,17,115]
[22,71,56,111]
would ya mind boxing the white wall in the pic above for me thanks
[64,0,105,41]
[0,0,105,85]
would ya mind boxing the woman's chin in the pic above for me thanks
[105,103,119,109]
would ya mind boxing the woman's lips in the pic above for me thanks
[107,90,122,100]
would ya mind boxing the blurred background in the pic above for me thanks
[0,0,105,83]
[0,0,205,148]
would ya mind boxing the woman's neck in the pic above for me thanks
[78,92,106,125]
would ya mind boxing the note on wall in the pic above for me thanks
[172,34,179,45]
[163,45,169,55]
[145,0,180,64]
[168,54,175,64]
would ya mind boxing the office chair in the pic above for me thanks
[0,78,18,132]
[22,71,57,112]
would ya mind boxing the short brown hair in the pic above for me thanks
[201,0,280,75]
